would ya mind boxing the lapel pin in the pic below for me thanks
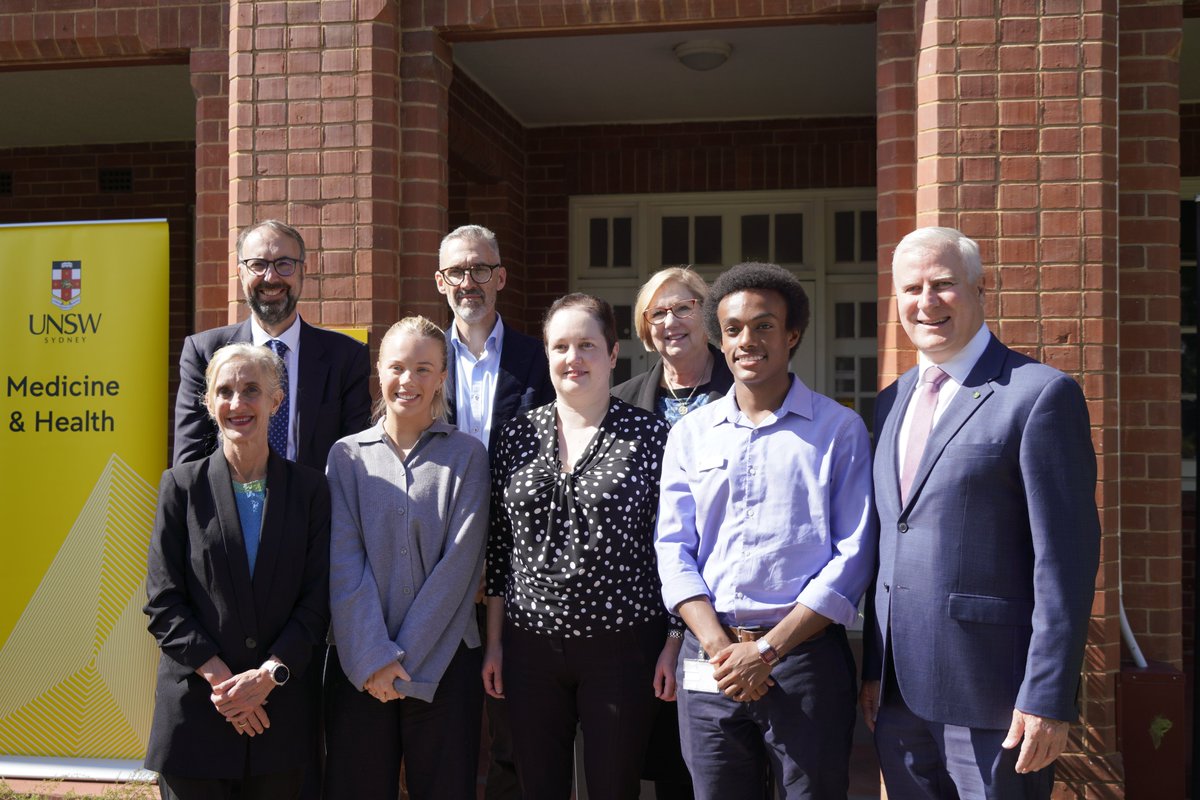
[973,391,981,399]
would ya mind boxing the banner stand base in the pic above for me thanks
[0,756,156,782]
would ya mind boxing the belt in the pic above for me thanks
[722,624,828,644]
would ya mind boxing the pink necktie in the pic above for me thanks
[900,366,949,504]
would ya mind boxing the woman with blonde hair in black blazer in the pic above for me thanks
[144,342,330,800]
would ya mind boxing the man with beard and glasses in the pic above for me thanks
[435,224,552,800]
[173,219,371,470]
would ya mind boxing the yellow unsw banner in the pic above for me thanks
[0,220,167,772]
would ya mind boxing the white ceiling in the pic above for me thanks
[452,24,878,126]
[0,19,1195,148]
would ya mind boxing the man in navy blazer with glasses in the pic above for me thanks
[861,227,1100,799]
[435,223,552,800]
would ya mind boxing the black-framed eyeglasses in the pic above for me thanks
[438,263,500,286]
[239,257,302,277]
[644,298,699,325]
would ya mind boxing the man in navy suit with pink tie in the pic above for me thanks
[861,227,1100,799]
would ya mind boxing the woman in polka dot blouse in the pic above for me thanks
[482,293,679,800]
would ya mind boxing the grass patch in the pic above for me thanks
[0,780,157,799]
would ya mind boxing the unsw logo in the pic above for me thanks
[51,261,82,310]
[30,260,102,340]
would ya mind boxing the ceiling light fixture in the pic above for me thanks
[673,40,732,72]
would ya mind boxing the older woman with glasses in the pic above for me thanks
[613,267,733,427]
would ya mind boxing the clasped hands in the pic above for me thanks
[365,660,411,703]
[198,655,275,737]
[710,640,775,703]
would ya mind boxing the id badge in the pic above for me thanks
[682,657,720,693]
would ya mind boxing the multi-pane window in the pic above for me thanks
[830,293,878,437]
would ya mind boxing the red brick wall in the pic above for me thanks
[0,141,196,458]
[524,117,877,313]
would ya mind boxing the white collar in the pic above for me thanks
[250,314,302,350]
[449,313,504,357]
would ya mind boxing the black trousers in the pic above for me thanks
[157,769,303,800]
[502,620,664,800]
[322,642,482,800]
[478,603,522,800]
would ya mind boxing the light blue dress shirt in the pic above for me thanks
[449,315,505,449]
[655,375,878,629]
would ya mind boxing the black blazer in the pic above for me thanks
[172,318,371,470]
[444,325,553,449]
[143,449,331,779]
[611,343,734,414]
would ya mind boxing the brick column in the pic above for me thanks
[396,27,454,322]
[1116,0,1183,666]
[227,0,401,343]
[876,0,919,382]
[873,0,1124,791]
[192,35,231,334]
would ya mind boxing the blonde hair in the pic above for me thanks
[632,267,710,351]
[203,343,284,420]
[373,316,449,421]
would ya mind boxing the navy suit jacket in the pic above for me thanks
[172,318,371,470]
[445,325,553,450]
[863,334,1099,729]
[144,449,330,778]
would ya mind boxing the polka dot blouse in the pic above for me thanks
[487,398,672,637]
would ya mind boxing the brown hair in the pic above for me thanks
[542,293,618,354]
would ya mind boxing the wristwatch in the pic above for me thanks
[756,638,780,667]
[263,660,290,686]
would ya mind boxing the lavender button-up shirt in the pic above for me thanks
[655,375,877,629]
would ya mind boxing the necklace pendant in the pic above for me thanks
[676,401,688,415]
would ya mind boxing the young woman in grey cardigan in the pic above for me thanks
[323,316,490,800]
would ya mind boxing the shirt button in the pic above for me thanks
[747,509,756,517]
[399,548,408,555]
[245,637,257,649]
[397,507,405,515]
[898,522,909,533]
[403,587,412,595]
